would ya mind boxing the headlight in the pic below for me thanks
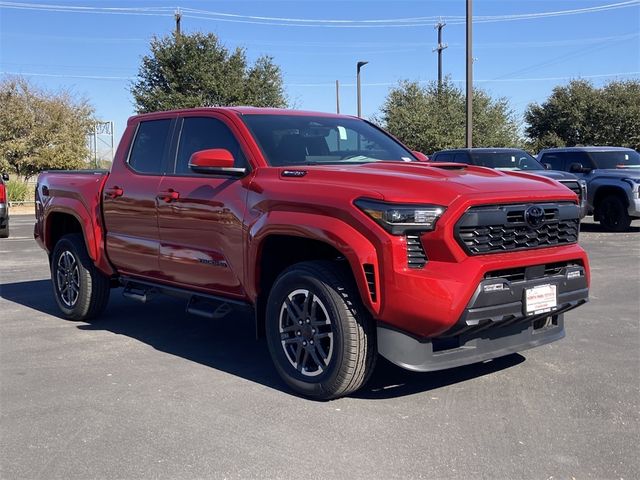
[354,198,446,235]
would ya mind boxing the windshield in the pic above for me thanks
[590,150,640,169]
[470,151,544,171]
[241,114,416,166]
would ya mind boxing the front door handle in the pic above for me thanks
[105,186,123,199]
[157,190,180,203]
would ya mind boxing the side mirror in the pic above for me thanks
[188,149,246,176]
[1,172,8,181]
[569,162,588,173]
[543,163,552,170]
[412,151,430,162]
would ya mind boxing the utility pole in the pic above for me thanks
[335,80,340,114]
[356,61,368,118]
[175,8,182,36]
[433,19,448,90]
[465,0,473,148]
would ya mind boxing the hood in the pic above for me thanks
[588,168,640,179]
[527,170,580,181]
[274,162,577,205]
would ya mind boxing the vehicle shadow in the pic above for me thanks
[1,279,525,400]
[580,221,640,233]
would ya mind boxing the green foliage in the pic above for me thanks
[6,179,29,202]
[131,32,288,113]
[525,79,640,151]
[0,76,95,180]
[377,78,521,154]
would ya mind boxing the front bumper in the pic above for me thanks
[377,261,588,372]
[629,197,640,218]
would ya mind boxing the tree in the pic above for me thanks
[131,32,287,113]
[0,76,95,180]
[525,79,640,151]
[377,79,520,154]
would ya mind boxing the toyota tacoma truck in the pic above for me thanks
[35,108,590,400]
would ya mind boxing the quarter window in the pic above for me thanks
[128,119,172,174]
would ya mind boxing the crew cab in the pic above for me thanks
[430,148,588,218]
[538,147,640,231]
[35,108,590,399]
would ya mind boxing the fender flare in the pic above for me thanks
[247,210,381,315]
[43,198,114,276]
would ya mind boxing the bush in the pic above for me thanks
[6,180,29,202]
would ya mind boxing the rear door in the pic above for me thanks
[155,114,251,298]
[103,118,174,277]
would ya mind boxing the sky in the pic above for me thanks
[0,0,639,150]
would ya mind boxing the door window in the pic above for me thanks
[453,152,471,164]
[560,151,593,169]
[540,154,564,170]
[433,152,454,162]
[128,119,172,174]
[174,117,247,174]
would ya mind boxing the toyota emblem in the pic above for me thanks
[524,205,545,228]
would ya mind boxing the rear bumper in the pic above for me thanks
[0,203,8,231]
[377,263,588,372]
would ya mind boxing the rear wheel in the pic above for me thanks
[51,233,110,320]
[598,195,631,232]
[265,261,376,400]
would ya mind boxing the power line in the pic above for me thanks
[0,1,637,28]
[2,70,638,85]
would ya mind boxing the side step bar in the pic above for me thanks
[120,277,251,320]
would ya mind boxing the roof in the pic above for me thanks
[434,148,530,154]
[538,146,636,153]
[128,106,352,124]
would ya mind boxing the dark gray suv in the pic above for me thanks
[537,147,640,231]
[430,148,588,218]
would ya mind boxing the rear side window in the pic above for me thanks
[128,119,172,174]
[174,117,247,174]
[540,153,564,170]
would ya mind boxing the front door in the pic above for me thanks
[156,115,251,298]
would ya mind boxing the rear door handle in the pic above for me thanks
[157,190,180,203]
[105,186,123,198]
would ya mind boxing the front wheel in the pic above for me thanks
[265,261,376,400]
[598,195,631,232]
[51,233,111,320]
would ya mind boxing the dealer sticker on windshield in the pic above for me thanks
[525,284,557,315]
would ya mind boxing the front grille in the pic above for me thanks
[558,180,582,202]
[455,202,580,255]
[406,234,427,268]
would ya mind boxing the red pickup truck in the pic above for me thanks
[35,108,590,399]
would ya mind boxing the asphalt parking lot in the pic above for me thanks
[1,214,638,479]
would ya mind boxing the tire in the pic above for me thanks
[597,194,631,232]
[265,260,376,400]
[51,233,111,320]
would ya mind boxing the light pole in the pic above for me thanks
[356,61,368,118]
[465,0,473,148]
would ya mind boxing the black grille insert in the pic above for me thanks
[406,234,427,268]
[456,202,580,255]
[558,180,582,203]
[363,264,377,302]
